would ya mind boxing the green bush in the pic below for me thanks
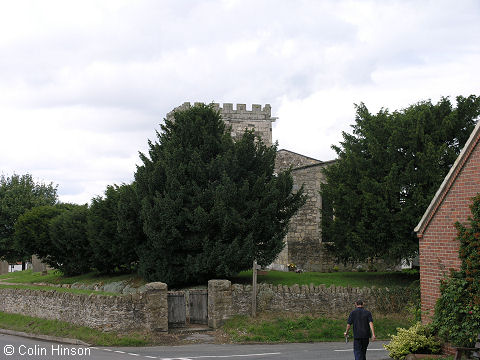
[384,322,441,360]
[432,274,480,347]
[49,205,92,276]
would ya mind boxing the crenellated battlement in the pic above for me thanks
[167,102,277,145]
[169,102,275,119]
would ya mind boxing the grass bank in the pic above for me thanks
[230,270,419,288]
[0,284,118,296]
[0,312,150,346]
[0,270,145,296]
[1,269,419,290]
[0,269,144,286]
[223,313,413,343]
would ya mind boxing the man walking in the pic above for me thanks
[344,300,376,360]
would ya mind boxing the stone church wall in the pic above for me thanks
[275,149,321,172]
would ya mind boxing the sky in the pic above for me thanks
[0,0,479,204]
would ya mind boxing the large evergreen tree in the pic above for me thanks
[321,95,480,264]
[87,183,144,273]
[135,103,304,285]
[0,174,57,262]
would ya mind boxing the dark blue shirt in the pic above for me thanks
[347,307,373,339]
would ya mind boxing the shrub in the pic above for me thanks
[49,205,92,276]
[432,274,480,347]
[384,322,441,360]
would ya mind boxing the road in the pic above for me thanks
[0,333,391,360]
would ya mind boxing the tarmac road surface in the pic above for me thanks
[0,333,391,360]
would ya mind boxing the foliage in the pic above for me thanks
[456,194,480,293]
[87,183,144,273]
[433,275,480,347]
[135,103,304,286]
[14,204,71,262]
[0,174,57,262]
[48,205,92,276]
[432,194,480,347]
[384,322,441,360]
[321,95,480,264]
[371,282,420,314]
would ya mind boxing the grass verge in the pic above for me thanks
[230,270,419,288]
[0,312,150,346]
[1,269,418,291]
[0,269,144,286]
[0,284,118,296]
[223,313,414,343]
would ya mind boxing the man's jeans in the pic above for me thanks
[353,338,369,360]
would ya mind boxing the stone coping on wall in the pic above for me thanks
[231,282,412,316]
[0,283,168,333]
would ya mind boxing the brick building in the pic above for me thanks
[414,120,480,321]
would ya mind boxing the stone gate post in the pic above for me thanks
[208,279,232,328]
[0,261,9,275]
[144,282,168,332]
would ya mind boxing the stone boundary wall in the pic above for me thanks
[231,282,412,316]
[0,282,168,332]
[0,280,413,332]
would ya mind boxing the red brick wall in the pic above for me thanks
[419,136,480,322]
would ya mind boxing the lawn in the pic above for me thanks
[223,313,413,343]
[230,270,419,288]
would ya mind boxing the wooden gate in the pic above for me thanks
[188,290,208,325]
[167,292,186,328]
[168,290,208,328]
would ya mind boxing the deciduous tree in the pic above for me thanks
[0,174,57,262]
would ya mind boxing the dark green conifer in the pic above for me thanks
[135,103,304,285]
